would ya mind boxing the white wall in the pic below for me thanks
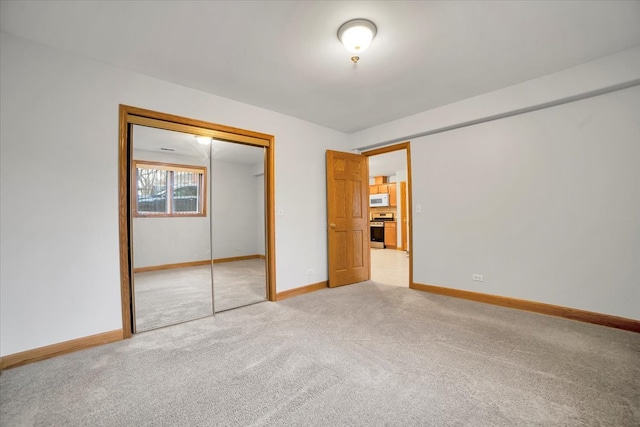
[132,149,211,268]
[0,31,347,356]
[349,46,640,320]
[350,46,640,149]
[211,159,262,259]
[254,159,266,255]
[409,86,640,319]
[256,174,266,256]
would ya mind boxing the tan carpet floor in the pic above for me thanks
[1,282,638,426]
[134,259,267,332]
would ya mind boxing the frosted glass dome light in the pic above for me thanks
[195,135,211,145]
[338,19,377,62]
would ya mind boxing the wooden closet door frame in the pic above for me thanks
[118,105,276,338]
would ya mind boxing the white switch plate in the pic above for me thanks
[277,209,284,216]
[416,204,422,213]
[473,274,484,282]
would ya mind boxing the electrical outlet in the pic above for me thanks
[473,274,484,282]
[306,269,314,276]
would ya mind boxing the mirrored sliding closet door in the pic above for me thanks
[129,125,269,332]
[210,141,267,312]
[131,125,214,332]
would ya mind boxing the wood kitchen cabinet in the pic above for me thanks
[370,184,390,195]
[388,184,397,206]
[384,221,397,248]
[373,176,387,185]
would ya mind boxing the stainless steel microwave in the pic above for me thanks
[369,193,389,207]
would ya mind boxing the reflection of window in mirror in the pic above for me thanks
[133,160,207,217]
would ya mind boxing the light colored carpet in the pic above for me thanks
[134,266,213,332]
[213,258,267,312]
[134,259,267,331]
[1,282,639,426]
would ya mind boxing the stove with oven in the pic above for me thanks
[370,212,394,249]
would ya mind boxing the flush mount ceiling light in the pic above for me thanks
[195,135,211,145]
[337,19,377,63]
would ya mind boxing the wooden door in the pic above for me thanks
[326,150,370,287]
[400,181,408,251]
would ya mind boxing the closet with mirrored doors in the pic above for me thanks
[118,106,275,335]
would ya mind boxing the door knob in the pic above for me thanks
[329,223,336,228]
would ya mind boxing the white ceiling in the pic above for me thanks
[1,1,639,133]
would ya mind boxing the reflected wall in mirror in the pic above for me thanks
[211,141,267,312]
[132,125,213,332]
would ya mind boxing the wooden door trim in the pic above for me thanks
[362,142,413,287]
[122,105,272,143]
[411,282,640,333]
[118,105,276,338]
[275,281,328,301]
[0,330,124,370]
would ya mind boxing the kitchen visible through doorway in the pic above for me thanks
[365,146,411,287]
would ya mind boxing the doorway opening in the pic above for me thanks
[363,143,412,288]
[118,105,276,337]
